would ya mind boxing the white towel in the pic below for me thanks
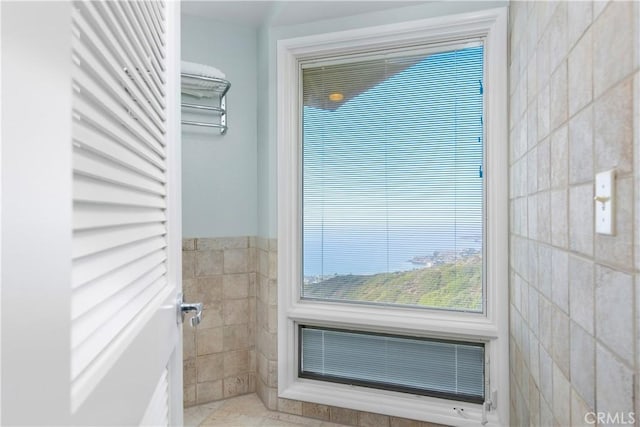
[181,61,227,98]
[181,60,226,79]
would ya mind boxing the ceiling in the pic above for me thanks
[181,1,426,28]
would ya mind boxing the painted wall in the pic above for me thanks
[256,1,507,238]
[508,1,640,425]
[181,15,258,238]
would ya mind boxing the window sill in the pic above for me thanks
[287,300,499,341]
[279,378,503,427]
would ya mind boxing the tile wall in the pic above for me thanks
[182,236,446,426]
[508,1,640,425]
[182,237,257,407]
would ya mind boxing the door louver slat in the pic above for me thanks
[72,250,167,318]
[74,203,166,230]
[109,2,166,92]
[72,236,167,288]
[73,5,165,122]
[73,148,166,196]
[73,64,165,152]
[71,274,167,380]
[70,0,169,411]
[72,14,165,135]
[74,174,166,208]
[88,1,165,107]
[119,1,165,82]
[73,99,165,170]
[73,121,165,182]
[73,223,167,259]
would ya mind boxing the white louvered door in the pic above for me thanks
[2,0,181,424]
[70,0,182,425]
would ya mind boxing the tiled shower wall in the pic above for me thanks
[182,237,446,426]
[508,1,640,426]
[182,237,257,407]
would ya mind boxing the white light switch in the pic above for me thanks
[594,169,615,235]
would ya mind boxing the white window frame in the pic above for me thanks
[277,8,508,427]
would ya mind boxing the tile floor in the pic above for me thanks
[184,394,351,427]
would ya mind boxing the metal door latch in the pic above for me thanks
[178,293,203,327]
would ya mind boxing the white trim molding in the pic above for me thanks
[277,7,509,427]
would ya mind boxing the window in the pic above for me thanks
[278,8,507,427]
[302,44,485,313]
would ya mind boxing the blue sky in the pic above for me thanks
[303,46,484,275]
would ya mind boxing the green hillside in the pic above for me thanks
[303,256,482,311]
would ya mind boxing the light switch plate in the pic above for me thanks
[595,169,615,235]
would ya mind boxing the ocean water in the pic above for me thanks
[303,227,481,276]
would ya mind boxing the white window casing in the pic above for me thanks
[277,7,508,427]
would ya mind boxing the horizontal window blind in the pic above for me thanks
[70,0,168,409]
[300,326,485,403]
[302,45,484,312]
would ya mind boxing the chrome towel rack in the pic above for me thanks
[181,73,231,135]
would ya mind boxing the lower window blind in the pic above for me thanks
[299,325,485,403]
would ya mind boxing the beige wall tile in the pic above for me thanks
[197,236,248,251]
[551,308,570,377]
[224,350,250,377]
[184,358,196,386]
[594,78,633,175]
[571,388,593,427]
[302,402,331,421]
[197,327,223,356]
[331,407,359,425]
[570,322,595,408]
[536,191,551,244]
[549,60,568,131]
[593,2,634,97]
[223,298,250,326]
[550,189,568,248]
[223,374,250,398]
[550,125,568,189]
[224,248,250,274]
[537,27,551,89]
[196,276,223,307]
[184,322,196,360]
[595,265,633,365]
[596,343,634,418]
[539,340,553,404]
[183,251,196,279]
[567,0,592,50]
[569,183,594,256]
[537,83,550,140]
[359,412,390,427]
[527,145,538,195]
[537,244,552,299]
[568,29,592,118]
[184,384,196,407]
[551,248,568,313]
[552,363,571,426]
[197,353,224,383]
[569,255,595,335]
[593,1,610,20]
[197,380,223,404]
[182,238,196,251]
[537,137,550,191]
[223,273,250,299]
[278,398,303,416]
[195,250,224,276]
[548,2,567,73]
[527,100,538,150]
[223,324,250,351]
[569,106,594,185]
[198,304,223,329]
